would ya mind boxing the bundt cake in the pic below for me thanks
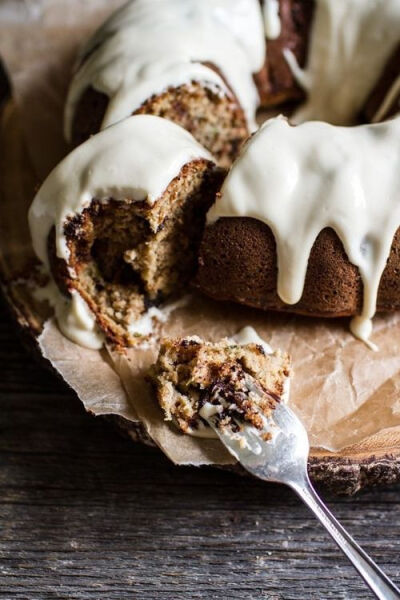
[30,1,400,349]
[195,116,400,347]
[29,115,224,348]
[148,328,290,437]
[65,0,400,166]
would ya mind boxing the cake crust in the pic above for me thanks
[49,160,225,347]
[195,217,400,318]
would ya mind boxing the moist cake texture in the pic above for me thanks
[72,82,249,170]
[30,0,400,350]
[149,335,290,436]
[29,115,224,348]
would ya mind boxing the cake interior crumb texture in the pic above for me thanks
[49,160,224,347]
[149,337,290,435]
[72,82,249,169]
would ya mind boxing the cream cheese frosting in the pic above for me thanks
[65,0,400,135]
[30,114,213,272]
[263,0,281,40]
[64,0,265,139]
[285,0,400,125]
[29,114,213,348]
[231,325,273,354]
[208,115,400,346]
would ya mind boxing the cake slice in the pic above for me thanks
[29,115,225,348]
[65,0,266,168]
[195,116,400,346]
[148,331,291,437]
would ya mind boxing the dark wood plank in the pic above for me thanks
[1,294,400,599]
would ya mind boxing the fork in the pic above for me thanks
[203,401,400,599]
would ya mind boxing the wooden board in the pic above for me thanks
[2,98,400,495]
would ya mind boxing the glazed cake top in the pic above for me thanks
[65,0,400,138]
[30,114,213,271]
[64,0,266,139]
[208,115,400,346]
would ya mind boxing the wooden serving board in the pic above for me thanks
[2,98,400,495]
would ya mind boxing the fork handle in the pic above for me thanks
[291,476,400,600]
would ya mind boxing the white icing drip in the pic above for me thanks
[263,0,281,40]
[34,280,104,350]
[349,317,378,352]
[287,0,400,125]
[64,0,265,138]
[372,74,400,123]
[28,115,212,349]
[56,292,104,350]
[34,279,187,350]
[127,306,166,337]
[230,325,273,354]
[208,116,400,346]
[283,48,311,90]
[29,114,213,269]
[34,278,189,350]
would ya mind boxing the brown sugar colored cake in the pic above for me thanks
[196,116,400,346]
[196,219,400,318]
[31,1,400,350]
[66,0,400,163]
[71,83,249,170]
[148,333,290,436]
[64,0,266,168]
[29,115,225,348]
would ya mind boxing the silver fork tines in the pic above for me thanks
[204,401,400,600]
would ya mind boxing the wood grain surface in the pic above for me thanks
[2,294,400,599]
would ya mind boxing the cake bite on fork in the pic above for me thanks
[147,327,290,438]
[149,328,400,600]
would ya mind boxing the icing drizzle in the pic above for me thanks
[29,115,213,348]
[64,0,265,139]
[208,116,400,346]
[286,0,400,125]
[65,0,400,133]
[30,114,213,270]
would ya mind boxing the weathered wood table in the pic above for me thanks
[1,294,400,599]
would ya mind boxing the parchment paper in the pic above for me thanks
[1,0,400,464]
